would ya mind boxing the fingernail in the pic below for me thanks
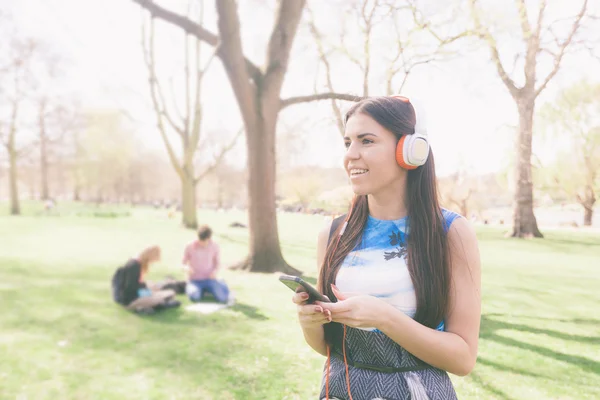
[315,306,323,313]
[301,293,309,299]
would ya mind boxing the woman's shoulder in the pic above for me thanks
[441,208,463,232]
[124,258,141,269]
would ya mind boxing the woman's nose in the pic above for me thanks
[344,142,360,161]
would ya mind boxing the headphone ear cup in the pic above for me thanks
[396,136,418,170]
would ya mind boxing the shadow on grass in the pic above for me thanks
[481,315,600,345]
[480,314,600,374]
[0,285,296,398]
[484,313,600,326]
[230,302,268,320]
[132,299,269,324]
[468,370,513,400]
[477,357,545,379]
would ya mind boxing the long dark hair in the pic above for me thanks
[318,96,451,345]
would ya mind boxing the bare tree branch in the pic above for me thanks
[534,0,547,40]
[215,0,258,129]
[132,0,262,82]
[201,45,219,76]
[405,0,475,46]
[132,0,217,43]
[195,126,244,183]
[516,0,532,40]
[142,17,185,138]
[306,5,345,135]
[469,0,519,98]
[184,30,191,137]
[280,93,362,109]
[262,0,307,107]
[168,76,186,125]
[535,0,588,98]
[338,12,365,73]
[187,8,204,165]
[517,0,543,88]
[358,0,379,96]
[141,17,183,178]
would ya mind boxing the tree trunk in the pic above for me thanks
[217,177,223,209]
[583,206,593,227]
[511,98,543,238]
[9,147,20,216]
[580,185,595,227]
[460,198,468,219]
[234,104,301,275]
[181,166,198,229]
[73,183,81,201]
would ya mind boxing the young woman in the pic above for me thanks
[292,96,481,399]
[112,245,179,313]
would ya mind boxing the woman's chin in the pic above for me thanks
[350,183,369,196]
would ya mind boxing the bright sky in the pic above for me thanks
[3,0,599,177]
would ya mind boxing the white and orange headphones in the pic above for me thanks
[390,95,430,170]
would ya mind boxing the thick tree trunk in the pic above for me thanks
[234,113,301,275]
[580,186,595,227]
[511,98,543,238]
[181,166,198,229]
[583,206,593,227]
[9,147,20,216]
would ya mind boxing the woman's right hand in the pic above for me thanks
[292,291,332,329]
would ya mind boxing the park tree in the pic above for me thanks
[468,0,593,237]
[36,96,80,201]
[132,0,360,274]
[141,3,240,229]
[78,110,135,202]
[306,0,466,136]
[538,80,600,226]
[409,0,596,237]
[0,37,37,215]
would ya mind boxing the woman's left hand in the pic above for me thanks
[316,285,389,329]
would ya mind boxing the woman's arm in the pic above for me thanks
[378,218,481,375]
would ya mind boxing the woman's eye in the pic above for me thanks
[362,139,373,145]
[344,142,351,149]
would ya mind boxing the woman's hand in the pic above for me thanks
[292,291,332,330]
[317,285,389,329]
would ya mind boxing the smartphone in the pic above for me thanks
[279,274,330,303]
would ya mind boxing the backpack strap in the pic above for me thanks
[327,214,347,246]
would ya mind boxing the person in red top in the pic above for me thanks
[183,225,233,304]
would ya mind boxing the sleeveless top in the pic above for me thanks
[320,209,461,400]
[335,209,459,331]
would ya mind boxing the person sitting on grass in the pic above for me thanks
[183,225,234,305]
[111,245,180,314]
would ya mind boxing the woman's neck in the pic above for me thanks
[367,180,408,220]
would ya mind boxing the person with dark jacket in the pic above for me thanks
[111,245,180,313]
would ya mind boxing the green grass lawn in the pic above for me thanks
[0,202,599,399]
